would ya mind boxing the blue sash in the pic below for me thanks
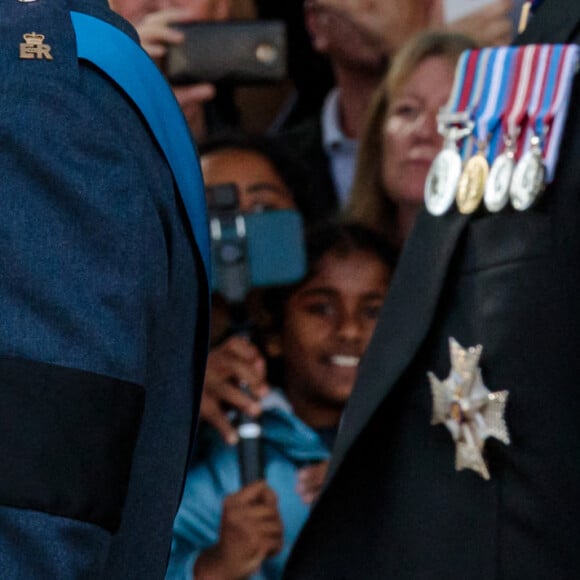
[70,11,210,283]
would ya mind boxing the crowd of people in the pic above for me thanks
[104,0,526,578]
[7,0,578,578]
[106,0,529,578]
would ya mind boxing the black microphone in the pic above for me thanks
[237,382,264,485]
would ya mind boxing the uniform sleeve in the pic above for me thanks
[0,5,172,576]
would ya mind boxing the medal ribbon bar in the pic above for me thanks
[424,51,479,216]
[543,45,579,182]
[427,43,579,217]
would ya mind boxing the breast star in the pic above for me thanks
[428,338,510,480]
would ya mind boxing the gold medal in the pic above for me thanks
[456,151,489,215]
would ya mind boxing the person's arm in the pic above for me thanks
[0,16,174,577]
[201,336,270,445]
[167,462,283,580]
[128,0,234,138]
[194,481,284,580]
[166,461,225,580]
[133,7,218,139]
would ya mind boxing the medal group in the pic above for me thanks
[424,44,579,217]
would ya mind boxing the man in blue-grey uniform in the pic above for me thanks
[0,0,209,578]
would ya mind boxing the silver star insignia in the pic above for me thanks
[428,338,510,480]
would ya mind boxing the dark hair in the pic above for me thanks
[302,220,396,288]
[198,131,312,215]
[252,220,396,376]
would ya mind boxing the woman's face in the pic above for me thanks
[201,148,295,212]
[381,55,456,209]
[279,249,390,426]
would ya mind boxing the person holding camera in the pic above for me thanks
[195,132,313,445]
[110,0,235,140]
[166,221,394,580]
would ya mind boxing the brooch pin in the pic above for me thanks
[428,338,510,480]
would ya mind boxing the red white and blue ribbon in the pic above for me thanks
[471,46,515,162]
[541,44,579,182]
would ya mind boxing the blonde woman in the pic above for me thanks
[347,31,477,251]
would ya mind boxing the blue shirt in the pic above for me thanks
[166,390,332,580]
[321,88,359,208]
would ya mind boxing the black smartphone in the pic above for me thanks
[165,20,287,85]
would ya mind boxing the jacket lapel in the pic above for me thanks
[325,0,580,485]
[327,210,469,481]
[515,0,580,44]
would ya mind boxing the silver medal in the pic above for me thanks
[510,136,545,211]
[484,151,514,212]
[425,148,463,216]
[425,124,471,217]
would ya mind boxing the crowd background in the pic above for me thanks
[107,0,523,578]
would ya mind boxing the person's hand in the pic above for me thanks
[296,461,330,504]
[172,83,215,140]
[430,0,514,46]
[201,336,270,445]
[136,7,190,61]
[194,481,284,579]
[134,6,225,140]
[135,2,233,57]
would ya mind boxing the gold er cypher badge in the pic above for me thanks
[20,33,53,60]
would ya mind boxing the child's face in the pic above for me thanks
[280,249,390,424]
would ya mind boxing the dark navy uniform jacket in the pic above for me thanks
[0,0,209,578]
[284,1,580,579]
